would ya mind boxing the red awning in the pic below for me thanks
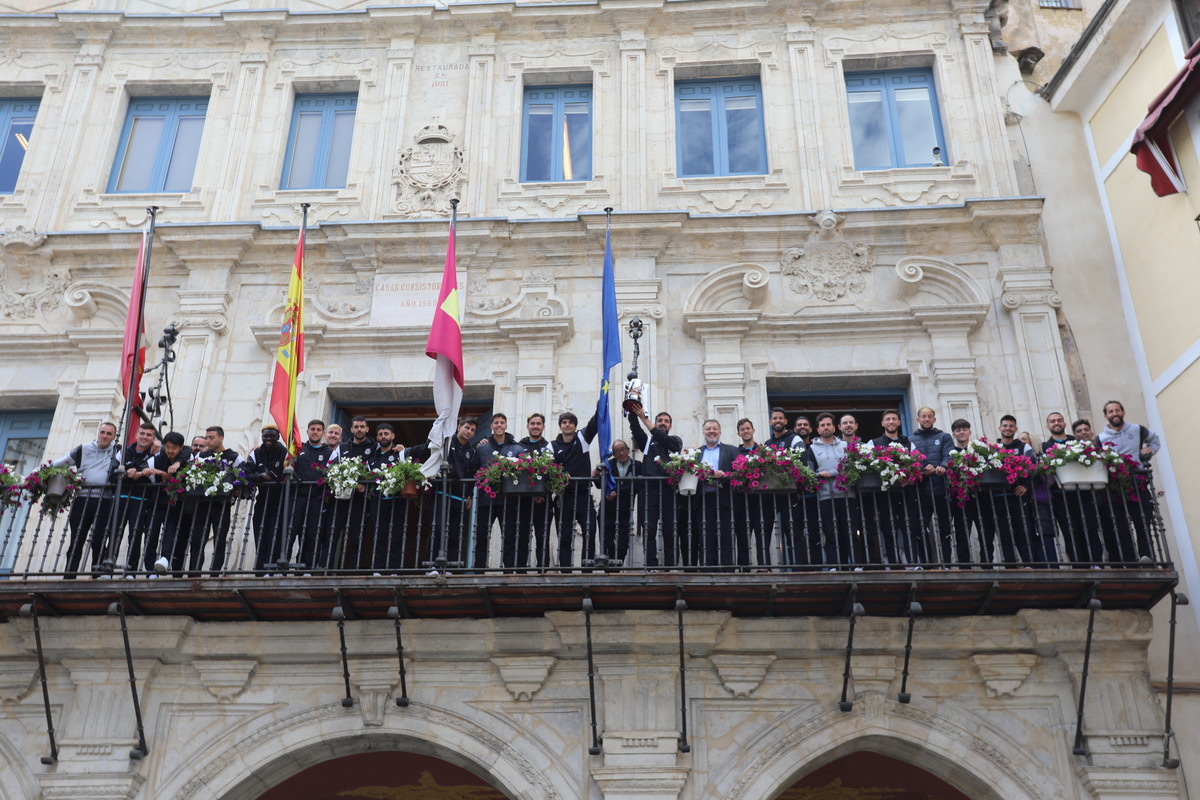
[1131,39,1200,197]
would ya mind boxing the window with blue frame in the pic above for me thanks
[0,99,38,195]
[281,93,357,190]
[844,68,947,170]
[521,86,592,182]
[108,97,208,193]
[674,78,767,177]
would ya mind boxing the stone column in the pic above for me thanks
[463,36,496,215]
[498,319,574,423]
[619,32,648,210]
[217,19,278,221]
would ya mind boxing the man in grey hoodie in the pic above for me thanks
[53,422,120,578]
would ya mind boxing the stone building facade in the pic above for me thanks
[0,0,1189,797]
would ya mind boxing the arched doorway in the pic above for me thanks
[776,750,972,799]
[254,750,509,800]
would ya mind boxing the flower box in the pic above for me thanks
[1054,461,1109,490]
[751,471,796,493]
[978,468,1008,488]
[502,473,546,495]
[333,484,356,500]
[43,474,71,504]
[854,471,884,491]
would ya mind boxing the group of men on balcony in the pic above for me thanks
[38,397,1161,578]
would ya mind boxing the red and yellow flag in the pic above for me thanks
[269,219,306,455]
[119,228,148,444]
[420,210,464,478]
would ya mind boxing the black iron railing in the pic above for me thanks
[0,471,1172,580]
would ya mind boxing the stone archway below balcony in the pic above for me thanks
[164,702,577,800]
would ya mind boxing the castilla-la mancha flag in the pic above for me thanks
[269,219,307,456]
[118,227,149,444]
[420,214,464,478]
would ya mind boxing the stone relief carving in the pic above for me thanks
[780,211,873,302]
[393,123,466,219]
[0,227,67,324]
[467,270,568,320]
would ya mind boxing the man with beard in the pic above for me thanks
[474,413,521,571]
[1098,400,1161,562]
[552,411,600,569]
[290,419,332,571]
[910,407,954,566]
[978,415,1036,567]
[793,415,813,446]
[426,417,479,570]
[838,413,860,444]
[514,414,552,569]
[866,409,923,567]
[149,431,191,576]
[245,425,289,572]
[329,416,377,570]
[53,422,121,578]
[733,418,764,568]
[628,402,684,569]
[810,413,857,568]
[764,408,811,569]
[693,420,739,569]
[1038,412,1093,565]
[595,439,641,567]
[192,425,245,576]
[114,422,159,574]
[368,423,410,573]
[946,419,979,565]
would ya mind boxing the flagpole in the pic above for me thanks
[104,206,158,573]
[435,198,459,571]
[278,202,308,573]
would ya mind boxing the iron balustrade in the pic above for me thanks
[0,470,1173,579]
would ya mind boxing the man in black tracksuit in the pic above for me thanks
[116,422,159,572]
[866,410,923,566]
[424,418,479,569]
[515,414,553,569]
[765,407,813,568]
[330,415,378,570]
[910,407,955,565]
[552,411,600,569]
[474,413,521,570]
[628,402,684,568]
[245,425,289,571]
[290,420,333,570]
[369,423,409,572]
[192,425,244,576]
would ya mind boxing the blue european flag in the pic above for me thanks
[598,223,621,492]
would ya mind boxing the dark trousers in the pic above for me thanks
[331,494,371,570]
[371,496,409,571]
[818,497,859,566]
[736,493,774,567]
[787,496,823,567]
[557,487,596,568]
[64,495,112,576]
[601,491,639,566]
[189,498,233,575]
[695,490,737,569]
[119,488,158,571]
[1110,486,1155,561]
[948,498,980,565]
[921,491,965,565]
[978,492,1031,565]
[430,492,468,568]
[642,481,682,567]
[252,485,287,570]
[473,500,513,570]
[289,487,329,570]
[510,495,550,569]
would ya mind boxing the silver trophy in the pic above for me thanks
[622,317,645,413]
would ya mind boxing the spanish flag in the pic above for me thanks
[421,206,464,478]
[269,211,307,456]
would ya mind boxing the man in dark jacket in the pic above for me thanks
[473,413,521,570]
[693,419,740,569]
[115,422,159,573]
[289,419,333,571]
[246,425,289,571]
[866,409,923,566]
[330,415,378,570]
[595,439,642,567]
[910,406,954,565]
[424,417,478,570]
[515,414,553,569]
[552,411,600,569]
[149,431,191,576]
[628,402,684,569]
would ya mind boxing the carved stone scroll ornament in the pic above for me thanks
[392,123,466,218]
[780,211,874,302]
[0,227,67,323]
